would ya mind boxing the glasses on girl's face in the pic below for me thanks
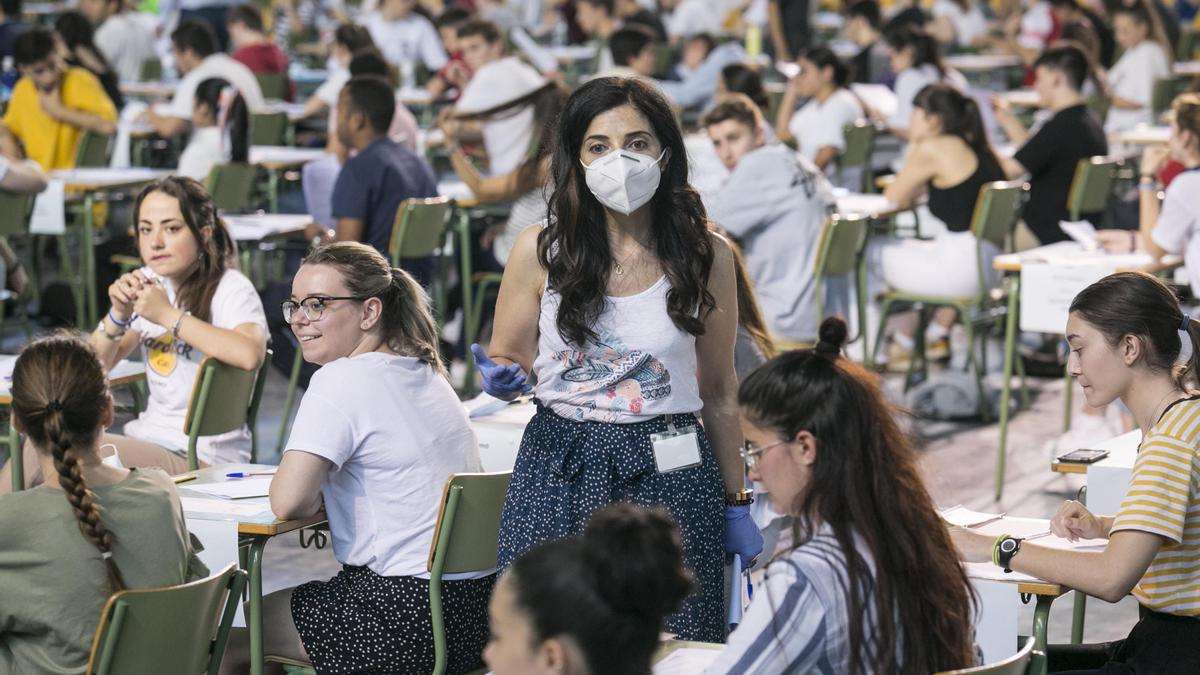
[281,295,364,324]
[739,438,791,469]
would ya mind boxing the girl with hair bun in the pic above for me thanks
[951,272,1200,672]
[247,242,488,674]
[775,46,864,175]
[711,316,978,674]
[0,333,206,674]
[484,503,693,675]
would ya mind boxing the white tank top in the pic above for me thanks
[533,275,703,423]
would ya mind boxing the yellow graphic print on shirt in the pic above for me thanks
[147,334,178,376]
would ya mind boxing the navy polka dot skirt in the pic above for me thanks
[496,403,727,643]
[291,565,495,674]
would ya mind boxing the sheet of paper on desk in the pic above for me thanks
[463,392,511,418]
[653,648,723,674]
[851,83,897,118]
[941,505,1006,528]
[973,516,1107,551]
[29,179,65,234]
[180,496,274,518]
[1059,220,1098,249]
[186,477,273,499]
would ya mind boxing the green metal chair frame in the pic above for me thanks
[182,351,272,470]
[427,472,511,675]
[86,564,247,675]
[205,162,259,214]
[254,72,288,100]
[75,131,113,168]
[0,189,37,335]
[871,180,1029,421]
[1151,77,1188,121]
[138,57,163,81]
[1066,155,1121,222]
[809,214,870,353]
[250,112,290,147]
[389,196,454,317]
[839,121,877,193]
[936,636,1036,675]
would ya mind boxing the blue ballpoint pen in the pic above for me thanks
[225,472,275,478]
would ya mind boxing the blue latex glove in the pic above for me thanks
[471,343,532,399]
[724,505,764,566]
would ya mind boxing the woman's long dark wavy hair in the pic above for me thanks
[539,77,715,347]
[913,83,1000,171]
[738,317,977,674]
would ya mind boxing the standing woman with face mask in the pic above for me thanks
[472,76,759,643]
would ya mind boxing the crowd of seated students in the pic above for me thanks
[0,0,1198,673]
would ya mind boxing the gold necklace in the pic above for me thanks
[612,246,641,276]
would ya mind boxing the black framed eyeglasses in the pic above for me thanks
[281,295,366,324]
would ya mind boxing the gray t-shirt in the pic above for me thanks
[707,145,834,343]
[0,469,207,675]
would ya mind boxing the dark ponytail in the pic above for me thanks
[194,78,249,164]
[885,25,946,79]
[1070,271,1200,390]
[913,83,1001,170]
[301,242,447,377]
[737,315,977,673]
[507,504,693,675]
[12,333,125,593]
[800,46,850,89]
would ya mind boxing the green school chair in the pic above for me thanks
[1151,77,1188,120]
[250,112,290,147]
[1180,29,1200,62]
[428,471,510,675]
[0,189,37,338]
[205,163,259,214]
[1066,155,1121,223]
[935,636,1037,675]
[871,181,1029,421]
[389,196,454,318]
[75,131,113,168]
[799,213,869,355]
[139,57,162,81]
[182,350,272,470]
[86,564,247,675]
[254,72,288,100]
[839,121,877,194]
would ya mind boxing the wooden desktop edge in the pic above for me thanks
[239,512,326,537]
[1050,460,1088,475]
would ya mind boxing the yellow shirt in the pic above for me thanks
[1111,396,1200,616]
[2,67,117,170]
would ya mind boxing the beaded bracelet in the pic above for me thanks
[107,308,132,328]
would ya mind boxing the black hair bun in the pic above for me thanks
[582,504,694,619]
[815,316,848,357]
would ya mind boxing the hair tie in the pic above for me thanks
[45,400,64,413]
[1181,314,1192,331]
[1178,315,1194,365]
[814,341,840,359]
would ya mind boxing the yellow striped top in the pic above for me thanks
[1111,397,1200,616]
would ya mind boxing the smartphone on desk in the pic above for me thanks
[1057,448,1110,464]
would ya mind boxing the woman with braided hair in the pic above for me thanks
[0,333,206,674]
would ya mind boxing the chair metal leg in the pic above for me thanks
[962,318,992,423]
[996,275,1020,502]
[905,306,930,392]
[247,536,268,675]
[1029,593,1057,675]
[872,297,895,370]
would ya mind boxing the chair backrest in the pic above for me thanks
[255,72,288,100]
[0,190,35,238]
[205,162,258,213]
[250,112,290,146]
[1180,29,1200,62]
[75,131,112,168]
[970,180,1028,247]
[1066,155,1121,221]
[139,57,163,81]
[183,357,261,439]
[1152,77,1186,119]
[87,564,246,675]
[840,121,876,192]
[814,214,869,279]
[934,636,1036,675]
[389,196,452,265]
[426,471,511,675]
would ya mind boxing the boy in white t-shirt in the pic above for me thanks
[362,0,448,76]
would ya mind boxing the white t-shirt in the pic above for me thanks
[1017,1,1054,51]
[96,13,158,83]
[1152,170,1200,295]
[123,268,268,464]
[932,0,988,47]
[176,126,224,182]
[1106,40,1171,132]
[284,352,482,578]
[458,58,541,177]
[788,88,863,166]
[668,0,725,38]
[362,12,448,72]
[160,54,267,120]
[314,67,349,108]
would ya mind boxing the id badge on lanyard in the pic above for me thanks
[649,414,702,474]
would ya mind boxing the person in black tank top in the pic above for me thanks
[927,149,1005,232]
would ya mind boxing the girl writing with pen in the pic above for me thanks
[950,272,1200,673]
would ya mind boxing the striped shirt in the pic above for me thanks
[1110,396,1200,615]
[706,524,888,674]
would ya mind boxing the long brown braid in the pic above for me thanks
[11,333,125,592]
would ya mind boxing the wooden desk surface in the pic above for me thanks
[1050,460,1088,475]
[0,358,144,405]
[182,464,327,537]
[51,168,173,193]
[993,241,1181,273]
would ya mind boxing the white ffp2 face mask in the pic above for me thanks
[580,148,667,215]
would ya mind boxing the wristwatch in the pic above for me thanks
[996,536,1024,573]
[724,489,754,507]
